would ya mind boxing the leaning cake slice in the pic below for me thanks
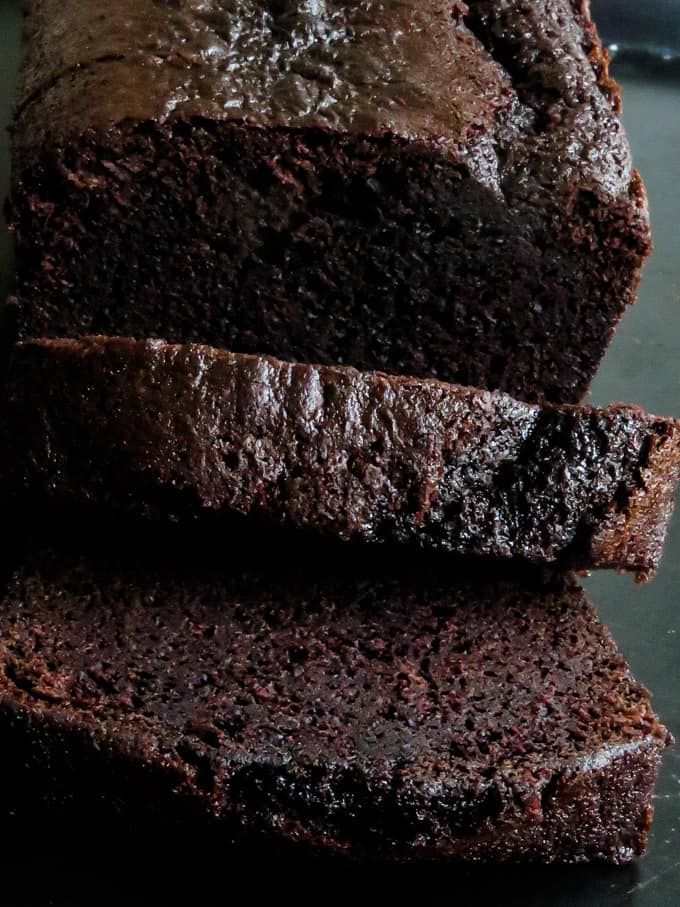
[5,337,680,578]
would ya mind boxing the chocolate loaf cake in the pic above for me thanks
[0,536,670,862]
[7,0,650,403]
[6,337,680,578]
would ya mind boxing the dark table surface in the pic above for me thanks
[0,1,678,903]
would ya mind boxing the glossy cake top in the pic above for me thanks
[14,0,634,198]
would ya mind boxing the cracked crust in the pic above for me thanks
[13,0,517,182]
[5,336,680,577]
[13,0,634,202]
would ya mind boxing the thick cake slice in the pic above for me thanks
[7,0,650,403]
[0,536,669,862]
[5,337,680,578]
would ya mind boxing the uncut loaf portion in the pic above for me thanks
[5,337,680,579]
[0,536,670,862]
[7,0,650,404]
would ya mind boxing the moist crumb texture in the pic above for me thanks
[0,539,670,862]
[8,0,651,403]
[5,337,680,578]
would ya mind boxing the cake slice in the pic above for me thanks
[5,337,680,579]
[7,0,650,404]
[0,534,670,862]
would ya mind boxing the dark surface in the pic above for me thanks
[595,0,680,61]
[0,540,668,864]
[6,336,680,577]
[0,0,679,904]
[5,0,650,405]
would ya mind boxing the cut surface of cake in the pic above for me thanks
[0,536,670,862]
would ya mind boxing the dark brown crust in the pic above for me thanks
[13,0,510,160]
[7,0,651,404]
[0,539,670,862]
[5,337,680,577]
[9,0,633,195]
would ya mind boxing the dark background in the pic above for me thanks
[0,0,678,902]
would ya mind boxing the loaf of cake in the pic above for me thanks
[5,337,680,578]
[0,535,669,862]
[8,0,650,403]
